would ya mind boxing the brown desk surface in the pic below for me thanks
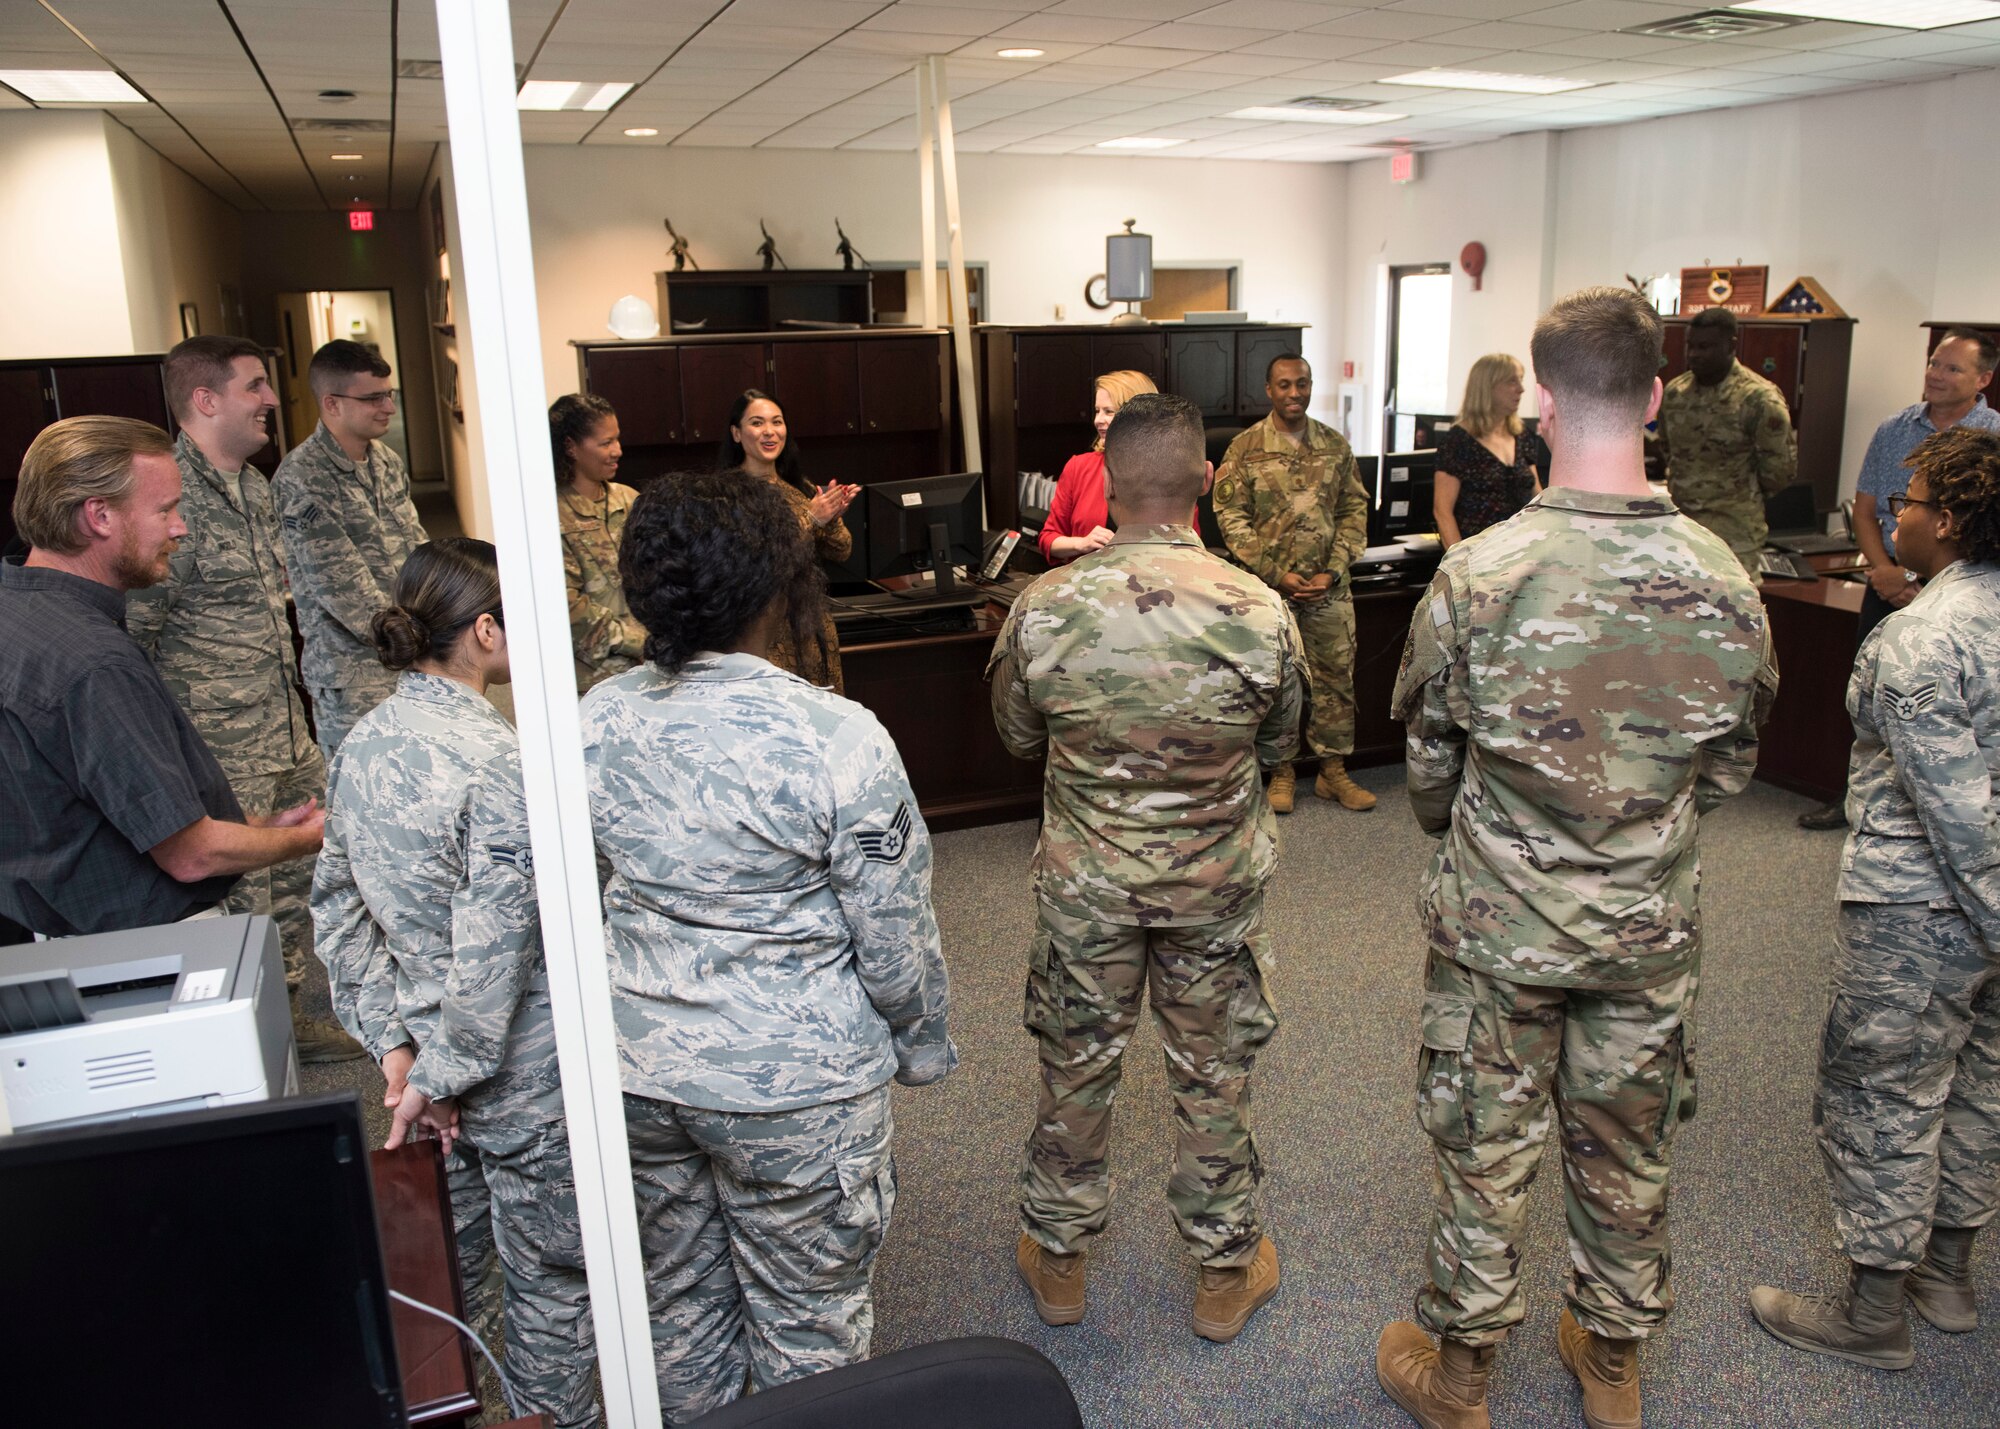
[372,1141,482,1425]
[1754,550,1866,801]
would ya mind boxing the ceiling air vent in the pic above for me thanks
[1275,95,1380,112]
[1624,9,1805,37]
[398,59,445,80]
[291,117,392,133]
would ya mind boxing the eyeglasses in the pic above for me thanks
[1885,494,1938,517]
[333,389,398,409]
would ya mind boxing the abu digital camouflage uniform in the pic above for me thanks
[988,524,1306,1268]
[313,670,598,1429]
[1823,558,2000,1271]
[126,432,325,986]
[1658,358,1797,564]
[558,481,644,692]
[1212,413,1369,759]
[272,424,426,760]
[580,652,954,1421]
[1392,486,1776,1344]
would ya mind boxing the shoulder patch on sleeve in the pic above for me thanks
[853,802,913,865]
[282,501,320,530]
[1881,683,1937,721]
[486,842,533,875]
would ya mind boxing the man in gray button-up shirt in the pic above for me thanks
[272,339,426,762]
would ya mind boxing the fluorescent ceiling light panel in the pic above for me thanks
[1381,69,1597,94]
[330,152,364,160]
[517,80,632,111]
[0,70,146,103]
[1096,136,1184,149]
[1728,0,2000,25]
[1228,105,1407,124]
[623,127,659,137]
[997,48,1045,58]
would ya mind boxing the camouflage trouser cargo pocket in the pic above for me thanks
[527,1131,589,1272]
[1416,989,1477,1152]
[1821,939,1938,1099]
[1023,929,1066,1040]
[1657,1022,1698,1141]
[813,1117,897,1269]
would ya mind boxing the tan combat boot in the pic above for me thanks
[1315,756,1378,811]
[1907,1227,1979,1333]
[1749,1261,1914,1370]
[1557,1309,1641,1429]
[1193,1235,1280,1342]
[1016,1233,1086,1326]
[1267,762,1296,815]
[1376,1322,1494,1429]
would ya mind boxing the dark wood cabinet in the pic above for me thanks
[679,343,768,446]
[1089,331,1165,386]
[657,269,873,333]
[979,322,1306,529]
[580,346,682,447]
[1167,329,1236,417]
[1013,334,1097,428]
[856,336,944,435]
[772,341,859,437]
[1923,319,2000,358]
[577,330,955,492]
[1234,329,1302,418]
[1659,315,1854,510]
[1,356,173,551]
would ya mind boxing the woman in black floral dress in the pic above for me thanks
[1434,353,1544,547]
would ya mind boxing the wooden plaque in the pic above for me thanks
[1680,265,1767,317]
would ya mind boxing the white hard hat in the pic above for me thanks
[606,295,660,340]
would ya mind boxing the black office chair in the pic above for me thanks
[685,1337,1083,1429]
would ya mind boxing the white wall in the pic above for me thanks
[511,144,1344,408]
[104,119,243,354]
[1343,133,1556,452]
[0,111,138,358]
[1342,68,2000,492]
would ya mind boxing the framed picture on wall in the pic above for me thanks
[179,303,201,339]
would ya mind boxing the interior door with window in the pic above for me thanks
[1383,264,1453,456]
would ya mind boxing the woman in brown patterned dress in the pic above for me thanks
[718,389,859,692]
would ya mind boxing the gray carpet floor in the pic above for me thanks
[305,769,2000,1427]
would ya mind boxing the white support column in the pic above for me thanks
[925,55,984,490]
[433,6,661,1428]
[915,64,938,333]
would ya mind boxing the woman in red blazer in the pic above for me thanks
[1037,368,1158,563]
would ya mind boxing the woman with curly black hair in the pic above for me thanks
[551,392,643,691]
[584,470,956,1420]
[716,388,858,691]
[1752,424,2000,1365]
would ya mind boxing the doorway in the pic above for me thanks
[1383,263,1452,455]
[273,288,411,467]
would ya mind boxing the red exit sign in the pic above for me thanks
[1388,151,1418,185]
[348,210,374,231]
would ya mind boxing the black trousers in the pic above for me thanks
[686,1337,1081,1429]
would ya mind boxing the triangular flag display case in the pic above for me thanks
[1766,277,1848,319]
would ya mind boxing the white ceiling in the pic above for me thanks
[4,0,1998,209]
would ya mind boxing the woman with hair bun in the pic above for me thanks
[313,537,599,1429]
[581,470,956,1420]
[552,392,644,691]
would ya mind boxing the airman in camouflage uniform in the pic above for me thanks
[558,481,645,691]
[1384,476,1774,1420]
[316,668,599,1429]
[990,393,1306,1341]
[1213,356,1374,812]
[580,651,955,1422]
[1752,427,2000,1368]
[1658,355,1797,565]
[274,423,426,761]
[127,431,325,992]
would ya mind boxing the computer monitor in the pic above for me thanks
[0,1092,405,1428]
[1369,449,1438,544]
[864,471,985,593]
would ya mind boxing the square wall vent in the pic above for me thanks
[398,59,444,80]
[1625,9,1805,36]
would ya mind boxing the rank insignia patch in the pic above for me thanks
[854,803,914,865]
[1882,684,1937,722]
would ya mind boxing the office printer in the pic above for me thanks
[0,914,295,1132]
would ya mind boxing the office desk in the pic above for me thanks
[372,1141,482,1425]
[1757,558,1866,802]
